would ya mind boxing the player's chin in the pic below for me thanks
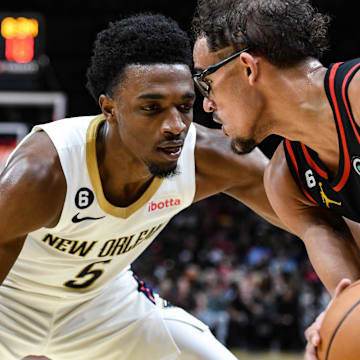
[230,137,257,155]
[147,160,180,179]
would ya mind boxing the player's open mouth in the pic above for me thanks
[157,140,183,160]
[158,146,182,160]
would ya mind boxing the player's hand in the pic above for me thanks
[304,278,352,360]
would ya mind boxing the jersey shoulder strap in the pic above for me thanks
[324,58,360,114]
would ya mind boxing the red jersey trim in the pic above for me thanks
[301,143,328,179]
[328,63,350,192]
[285,139,317,204]
[342,63,360,145]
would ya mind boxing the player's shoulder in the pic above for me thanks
[265,142,296,198]
[0,130,67,230]
[264,142,315,207]
[37,115,97,145]
[264,142,293,193]
[264,141,287,182]
[2,130,65,196]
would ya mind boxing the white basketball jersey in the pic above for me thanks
[4,115,196,299]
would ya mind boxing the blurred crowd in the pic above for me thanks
[133,194,330,352]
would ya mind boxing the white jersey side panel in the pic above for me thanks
[4,115,196,299]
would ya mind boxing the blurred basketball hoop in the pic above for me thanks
[0,121,27,171]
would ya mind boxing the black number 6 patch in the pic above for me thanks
[75,188,95,209]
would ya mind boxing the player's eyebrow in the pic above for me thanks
[137,92,195,100]
[182,92,196,100]
[136,93,165,100]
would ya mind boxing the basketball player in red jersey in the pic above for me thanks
[192,0,360,358]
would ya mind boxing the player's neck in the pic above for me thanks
[96,121,154,207]
[267,60,340,174]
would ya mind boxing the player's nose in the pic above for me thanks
[203,97,216,113]
[162,109,186,135]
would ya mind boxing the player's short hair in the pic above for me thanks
[192,0,331,67]
[86,13,193,101]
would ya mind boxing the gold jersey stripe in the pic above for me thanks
[86,115,163,219]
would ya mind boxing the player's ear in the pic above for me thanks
[238,52,258,85]
[99,94,115,122]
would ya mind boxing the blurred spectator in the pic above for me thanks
[133,194,329,351]
[193,276,231,344]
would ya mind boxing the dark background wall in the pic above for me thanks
[1,0,359,156]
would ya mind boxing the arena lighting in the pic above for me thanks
[2,16,38,63]
[0,13,44,74]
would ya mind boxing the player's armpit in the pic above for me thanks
[265,145,360,294]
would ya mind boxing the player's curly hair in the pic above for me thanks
[86,13,193,101]
[192,0,331,67]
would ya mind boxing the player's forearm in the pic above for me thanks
[255,205,289,231]
[302,223,360,295]
[225,187,289,231]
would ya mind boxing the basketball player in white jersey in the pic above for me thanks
[0,14,284,359]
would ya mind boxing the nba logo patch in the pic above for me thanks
[352,156,360,175]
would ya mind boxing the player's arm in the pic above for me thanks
[193,123,286,230]
[0,131,66,285]
[264,144,360,295]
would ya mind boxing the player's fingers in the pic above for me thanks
[305,327,320,347]
[304,325,312,341]
[333,278,351,298]
[305,312,324,343]
[311,331,320,346]
[304,341,318,360]
[304,279,352,360]
[314,312,325,330]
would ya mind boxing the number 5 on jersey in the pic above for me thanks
[64,260,112,289]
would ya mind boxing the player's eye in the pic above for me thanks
[141,104,161,112]
[178,103,194,113]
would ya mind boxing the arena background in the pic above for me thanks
[0,1,359,359]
